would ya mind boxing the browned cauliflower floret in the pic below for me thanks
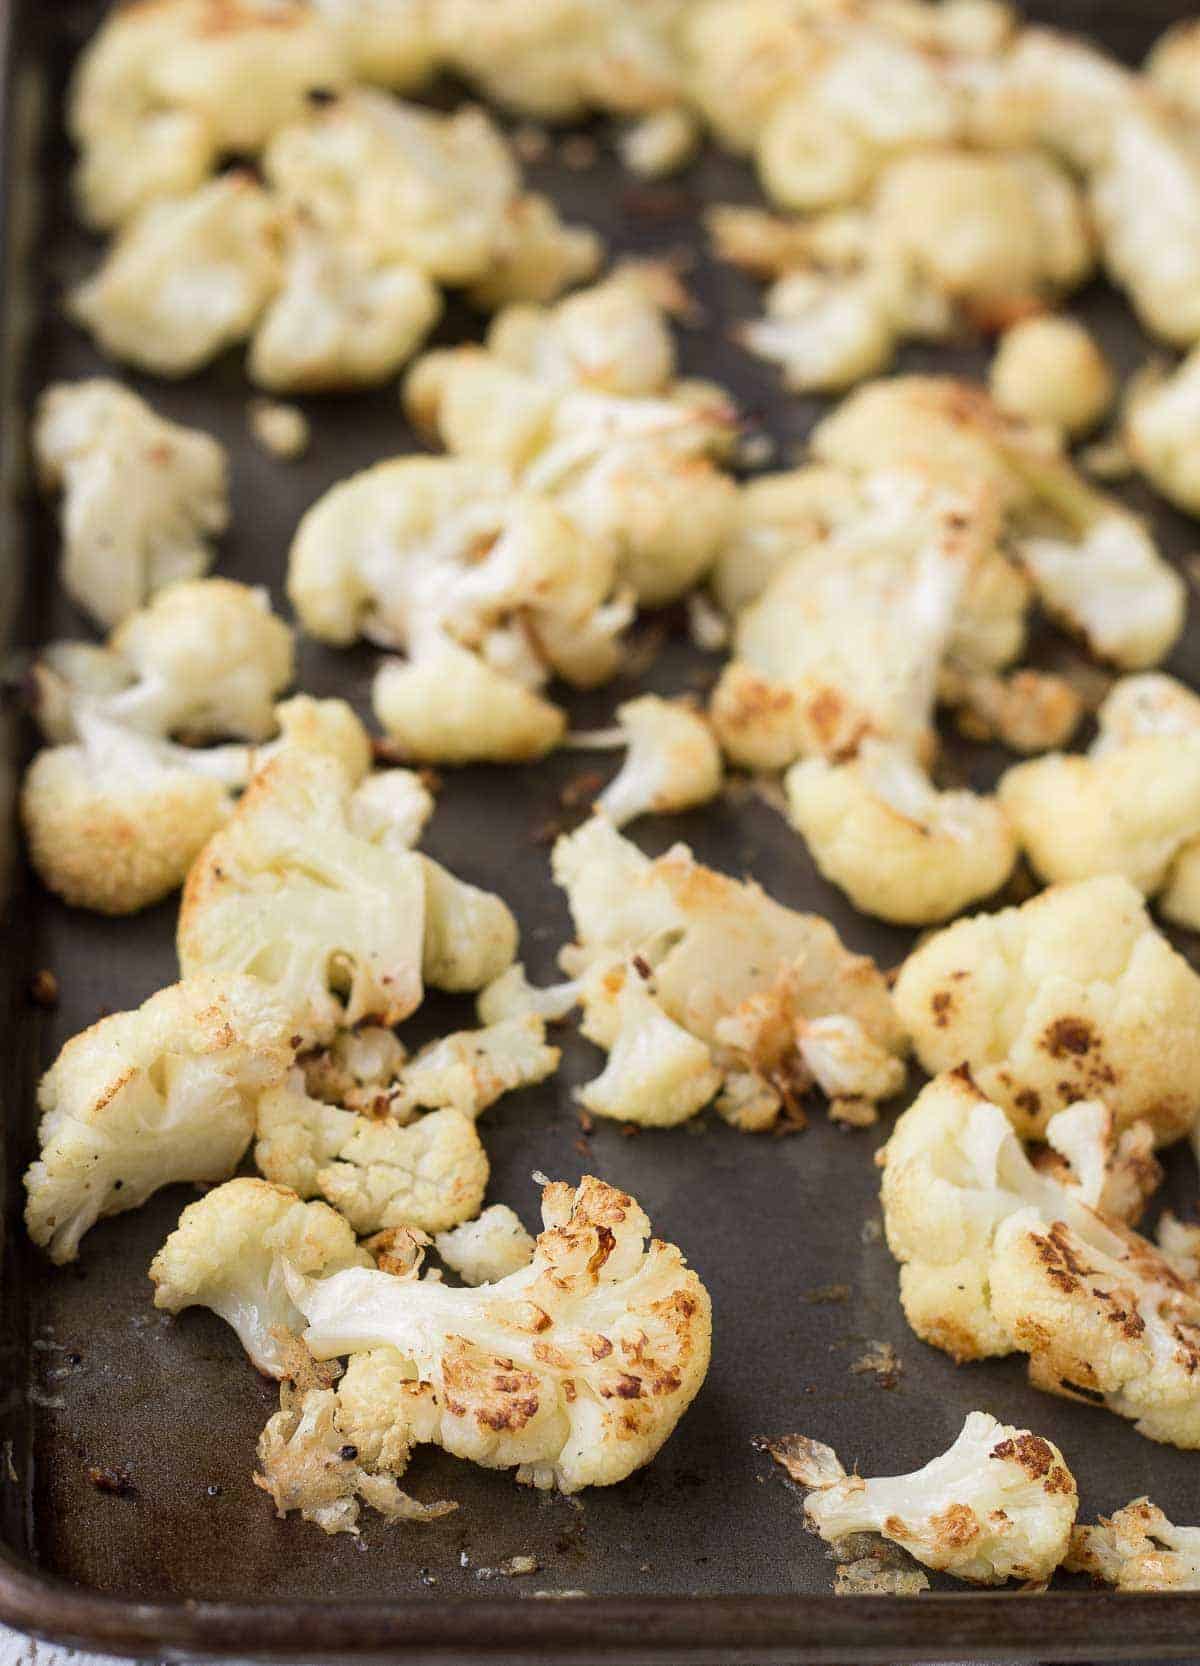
[25,975,294,1264]
[33,382,229,629]
[893,876,1200,1144]
[1066,1498,1200,1591]
[292,1174,712,1493]
[761,1412,1078,1586]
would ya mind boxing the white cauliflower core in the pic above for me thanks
[24,975,294,1264]
[1066,1498,1200,1591]
[882,1072,1200,1447]
[893,874,1200,1144]
[436,1206,535,1287]
[180,748,516,1042]
[786,740,1016,926]
[292,1175,711,1493]
[33,381,229,629]
[761,1412,1077,1586]
[32,578,294,745]
[150,1177,371,1376]
[553,816,905,1130]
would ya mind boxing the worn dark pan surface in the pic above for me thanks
[2,2,1200,1661]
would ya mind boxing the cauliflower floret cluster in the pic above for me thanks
[710,466,991,771]
[760,1411,1078,1585]
[24,974,295,1264]
[33,382,229,629]
[999,674,1200,920]
[288,455,630,762]
[588,696,723,828]
[150,1177,371,1376]
[404,272,739,607]
[1066,1497,1200,1591]
[179,746,517,1042]
[811,376,1185,672]
[786,740,1017,926]
[551,816,906,1130]
[67,0,352,231]
[31,578,294,745]
[893,875,1200,1144]
[290,1174,712,1494]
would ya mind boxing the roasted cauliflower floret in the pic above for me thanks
[476,963,582,1027]
[939,665,1083,754]
[436,1206,535,1286]
[33,382,228,629]
[24,974,293,1264]
[372,634,567,765]
[313,0,440,91]
[592,697,722,828]
[249,225,442,392]
[1125,347,1200,517]
[618,108,700,180]
[881,1072,1165,1364]
[150,1177,370,1376]
[21,716,235,916]
[179,750,429,1043]
[786,741,1017,926]
[553,816,905,1129]
[1066,1498,1200,1591]
[466,193,602,312]
[418,858,519,994]
[991,316,1114,439]
[255,1379,454,1536]
[255,1073,489,1236]
[711,469,987,770]
[32,578,293,745]
[436,0,684,122]
[812,375,1184,671]
[893,875,1200,1144]
[293,1174,712,1493]
[761,1413,1077,1586]
[70,173,283,378]
[386,1016,559,1119]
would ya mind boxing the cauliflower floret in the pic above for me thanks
[387,1016,559,1119]
[70,173,282,378]
[260,694,374,783]
[991,316,1114,439]
[33,382,228,629]
[302,1026,408,1109]
[711,469,988,770]
[812,375,1184,671]
[436,0,683,121]
[313,0,440,90]
[466,194,602,311]
[293,1173,711,1492]
[708,465,864,618]
[178,750,428,1043]
[785,741,1017,926]
[248,398,310,460]
[249,224,442,392]
[256,1378,454,1536]
[372,634,567,765]
[24,974,294,1264]
[552,816,905,1128]
[31,578,293,745]
[761,1412,1077,1586]
[736,264,901,395]
[435,1206,535,1286]
[288,455,623,692]
[68,0,351,230]
[255,1074,489,1236]
[1125,347,1200,517]
[477,963,582,1027]
[21,715,235,916]
[881,1072,1165,1364]
[591,697,722,828]
[264,90,546,289]
[1066,1498,1200,1591]
[418,856,518,993]
[150,1177,370,1376]
[619,108,700,179]
[577,965,724,1128]
[348,770,434,852]
[893,875,1200,1144]
[939,665,1083,754]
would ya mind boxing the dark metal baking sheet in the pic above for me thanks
[2,1,1200,1661]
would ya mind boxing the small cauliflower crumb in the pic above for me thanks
[990,316,1114,439]
[760,1412,1077,1585]
[1066,1498,1200,1590]
[249,399,311,460]
[785,740,1016,925]
[893,874,1200,1144]
[150,1177,371,1376]
[618,109,700,180]
[435,1206,535,1286]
